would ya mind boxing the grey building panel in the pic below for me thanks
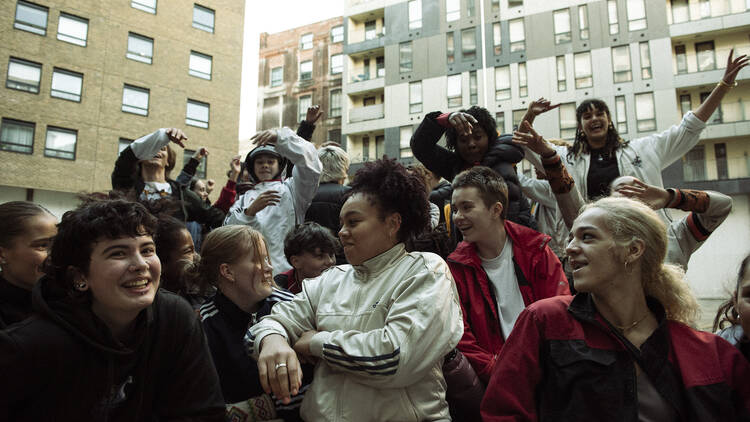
[448,26,482,74]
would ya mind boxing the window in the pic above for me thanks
[615,95,628,133]
[270,67,282,87]
[328,129,341,145]
[376,56,385,77]
[193,4,215,33]
[635,92,655,131]
[409,0,422,30]
[495,112,505,133]
[363,96,375,106]
[362,58,371,80]
[300,33,313,50]
[298,95,311,122]
[518,62,528,97]
[559,103,577,140]
[699,0,711,18]
[331,25,343,43]
[461,28,476,61]
[6,58,41,93]
[57,13,88,46]
[696,41,716,71]
[400,125,413,157]
[330,54,343,75]
[469,71,477,105]
[675,44,687,74]
[679,94,691,116]
[509,19,525,52]
[447,74,462,108]
[556,55,566,91]
[447,0,460,21]
[512,109,526,130]
[183,149,207,179]
[553,9,571,44]
[607,0,619,35]
[45,126,76,160]
[0,118,34,154]
[626,0,647,31]
[362,136,370,161]
[118,138,132,154]
[126,33,153,64]
[122,85,149,115]
[492,23,501,55]
[189,51,212,80]
[495,66,511,101]
[700,91,722,124]
[330,89,341,117]
[491,0,500,13]
[671,0,689,23]
[131,0,156,14]
[467,0,475,17]
[578,5,589,40]
[400,42,413,73]
[574,51,592,88]
[300,60,312,80]
[14,1,47,36]
[51,68,83,102]
[185,99,209,128]
[639,42,651,79]
[682,145,706,181]
[612,45,632,83]
[715,143,728,180]
[446,32,455,64]
[365,20,377,40]
[409,81,422,114]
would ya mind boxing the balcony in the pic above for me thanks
[346,0,386,17]
[668,2,750,37]
[346,75,385,95]
[349,103,384,122]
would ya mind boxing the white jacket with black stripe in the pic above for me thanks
[247,243,464,421]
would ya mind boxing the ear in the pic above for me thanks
[491,201,504,220]
[625,238,646,265]
[289,255,301,269]
[68,266,89,292]
[386,212,402,239]
[219,263,234,282]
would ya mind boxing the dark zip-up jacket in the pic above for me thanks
[0,276,32,329]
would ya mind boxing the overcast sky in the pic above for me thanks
[238,0,345,147]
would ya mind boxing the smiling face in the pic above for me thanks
[339,193,399,266]
[291,247,336,280]
[192,180,208,201]
[163,228,195,285]
[143,146,169,168]
[84,235,161,327]
[253,154,280,182]
[579,105,612,149]
[0,213,57,290]
[226,242,274,304]
[451,186,502,245]
[456,127,489,165]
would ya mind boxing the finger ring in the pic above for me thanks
[274,363,288,371]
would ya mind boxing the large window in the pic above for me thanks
[399,42,413,73]
[553,9,571,44]
[446,32,455,64]
[189,51,212,80]
[331,25,343,43]
[615,95,628,133]
[408,0,422,30]
[127,32,153,64]
[45,126,77,160]
[639,42,652,79]
[300,33,313,50]
[186,99,209,128]
[635,92,656,132]
[299,60,312,80]
[409,81,422,114]
[131,0,157,14]
[671,0,689,23]
[51,68,83,102]
[461,28,476,61]
[696,41,716,71]
[376,56,385,77]
[626,0,647,31]
[447,0,460,22]
[330,54,343,75]
[192,4,214,33]
[0,118,34,154]
[675,44,687,74]
[183,149,207,179]
[122,84,149,116]
[679,94,691,116]
[330,89,341,117]
[559,103,577,140]
[509,19,525,52]
[469,70,477,105]
[447,74,461,108]
[495,112,505,133]
[682,145,706,181]
[574,51,592,88]
[612,45,632,83]
[518,62,528,97]
[556,55,566,91]
[298,95,311,122]
[14,1,48,36]
[6,58,41,93]
[495,66,510,101]
[578,5,590,40]
[365,20,377,40]
[400,126,413,158]
[57,13,88,47]
[492,23,501,55]
[607,0,619,35]
[270,67,282,87]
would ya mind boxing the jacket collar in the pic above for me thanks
[447,220,550,267]
[213,292,254,327]
[0,275,31,307]
[353,243,406,281]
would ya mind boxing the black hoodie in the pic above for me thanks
[0,275,32,329]
[0,276,225,421]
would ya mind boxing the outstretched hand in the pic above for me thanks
[721,49,749,85]
[305,105,324,124]
[448,112,478,137]
[165,128,187,148]
[527,97,560,117]
[251,130,278,147]
[512,121,555,157]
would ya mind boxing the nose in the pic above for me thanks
[131,252,150,271]
[565,237,579,256]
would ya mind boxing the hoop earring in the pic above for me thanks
[75,281,87,290]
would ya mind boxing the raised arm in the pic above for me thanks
[693,49,748,122]
[410,111,461,180]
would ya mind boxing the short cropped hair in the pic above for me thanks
[284,222,338,262]
[318,145,350,183]
[451,166,509,219]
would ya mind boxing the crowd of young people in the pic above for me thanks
[0,50,748,421]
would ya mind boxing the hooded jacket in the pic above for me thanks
[447,221,570,383]
[0,277,225,421]
[0,275,32,329]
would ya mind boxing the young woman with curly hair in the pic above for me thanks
[246,158,463,421]
[714,254,750,361]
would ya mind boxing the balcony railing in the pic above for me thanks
[668,0,749,25]
[349,103,384,122]
[683,156,750,182]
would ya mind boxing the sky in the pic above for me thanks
[238,0,345,148]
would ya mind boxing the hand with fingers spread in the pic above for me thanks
[257,334,303,405]
[305,105,324,124]
[448,112,478,137]
[165,128,188,148]
[251,130,278,147]
[293,330,319,365]
[244,190,281,217]
[526,97,561,118]
[192,147,209,161]
[513,120,556,157]
[721,48,749,86]
[612,177,671,210]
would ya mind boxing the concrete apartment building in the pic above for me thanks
[340,0,750,299]
[256,17,344,147]
[0,0,244,216]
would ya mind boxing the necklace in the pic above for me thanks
[612,311,650,332]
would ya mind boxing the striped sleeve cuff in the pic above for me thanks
[686,212,710,241]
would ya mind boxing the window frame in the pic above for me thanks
[126,32,154,64]
[574,51,593,89]
[270,66,283,87]
[57,12,89,47]
[556,55,567,91]
[298,94,312,122]
[518,62,528,97]
[44,125,77,160]
[121,84,150,116]
[553,8,571,45]
[0,117,35,154]
[578,5,590,40]
[50,67,83,102]
[409,81,422,114]
[639,41,652,79]
[330,54,343,75]
[299,60,313,81]
[131,0,157,14]
[446,31,455,64]
[408,0,422,30]
[189,50,212,80]
[607,0,619,35]
[447,74,462,108]
[509,18,525,52]
[300,33,313,50]
[495,65,511,101]
[399,41,413,73]
[446,0,460,22]
[492,22,502,55]
[6,57,42,94]
[399,126,413,158]
[675,44,688,74]
[192,4,215,33]
[331,25,343,43]
[461,27,477,61]
[695,40,716,72]
[186,99,210,129]
[469,70,478,105]
[329,89,342,117]
[611,45,633,83]
[14,1,48,36]
[559,102,577,140]
[626,0,647,31]
[634,92,656,132]
[615,95,628,134]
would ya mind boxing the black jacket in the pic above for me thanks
[0,278,225,421]
[411,111,536,229]
[305,182,351,235]
[0,276,31,329]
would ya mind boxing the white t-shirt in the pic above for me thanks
[140,181,172,201]
[480,237,525,340]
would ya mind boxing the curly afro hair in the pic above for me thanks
[445,106,498,151]
[346,158,430,242]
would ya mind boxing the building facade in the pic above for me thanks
[0,0,245,216]
[341,0,750,298]
[256,17,344,148]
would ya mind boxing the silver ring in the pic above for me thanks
[274,362,287,371]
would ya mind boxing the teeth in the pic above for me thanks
[123,279,148,288]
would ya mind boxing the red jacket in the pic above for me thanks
[446,220,569,383]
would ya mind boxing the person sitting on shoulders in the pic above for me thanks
[275,222,338,295]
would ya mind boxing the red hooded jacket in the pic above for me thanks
[446,220,570,383]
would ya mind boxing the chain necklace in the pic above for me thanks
[612,311,650,332]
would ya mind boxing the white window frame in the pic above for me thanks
[635,92,656,132]
[192,4,215,33]
[409,81,422,114]
[6,57,42,93]
[559,103,577,140]
[400,126,413,158]
[612,45,632,83]
[615,95,628,133]
[270,66,283,87]
[14,1,48,36]
[574,51,593,89]
[329,89,341,117]
[189,51,212,80]
[408,0,422,30]
[608,0,619,34]
[300,60,313,81]
[626,0,647,31]
[44,126,77,160]
[122,84,149,116]
[330,54,343,75]
[495,65,510,101]
[300,33,313,50]
[331,25,343,43]
[509,19,525,52]
[639,41,652,79]
[126,32,153,64]
[186,99,210,128]
[51,68,83,102]
[553,9,571,45]
[131,0,157,14]
[492,22,501,55]
[518,62,528,97]
[556,55,566,91]
[298,95,312,122]
[447,74,462,108]
[578,5,590,40]
[0,118,35,154]
[57,13,88,47]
